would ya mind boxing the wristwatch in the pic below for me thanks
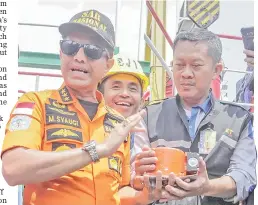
[82,140,100,163]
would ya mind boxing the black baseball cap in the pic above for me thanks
[59,10,115,49]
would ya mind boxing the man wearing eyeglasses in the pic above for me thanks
[1,10,145,205]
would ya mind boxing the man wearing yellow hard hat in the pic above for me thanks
[99,54,149,118]
[99,55,158,205]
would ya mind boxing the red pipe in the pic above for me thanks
[143,90,150,100]
[146,0,174,48]
[216,34,242,40]
[211,76,221,100]
[18,71,62,78]
[18,90,26,93]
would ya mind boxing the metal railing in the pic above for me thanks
[18,71,62,93]
[146,0,174,48]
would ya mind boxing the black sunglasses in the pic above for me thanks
[60,40,110,60]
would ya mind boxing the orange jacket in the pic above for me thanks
[2,84,130,205]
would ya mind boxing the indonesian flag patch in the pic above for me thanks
[12,102,35,115]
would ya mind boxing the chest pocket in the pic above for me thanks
[206,134,237,177]
[215,134,236,165]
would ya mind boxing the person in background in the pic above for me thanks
[131,28,256,205]
[99,55,160,205]
[235,49,254,110]
[1,10,145,205]
[236,48,255,204]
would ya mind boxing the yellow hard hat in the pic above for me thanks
[102,54,149,91]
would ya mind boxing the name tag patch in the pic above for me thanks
[45,104,81,128]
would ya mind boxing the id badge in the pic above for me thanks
[199,128,217,154]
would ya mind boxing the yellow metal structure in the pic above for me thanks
[145,0,167,101]
[187,0,220,29]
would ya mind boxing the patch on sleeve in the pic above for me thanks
[8,115,32,131]
[12,102,35,115]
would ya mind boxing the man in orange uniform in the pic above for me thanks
[1,10,145,205]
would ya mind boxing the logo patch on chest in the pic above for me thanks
[47,128,83,142]
[108,156,122,175]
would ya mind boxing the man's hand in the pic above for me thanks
[135,146,157,175]
[163,157,210,199]
[141,171,164,204]
[132,146,196,203]
[101,110,146,157]
[244,49,254,68]
[141,172,190,203]
[131,146,157,190]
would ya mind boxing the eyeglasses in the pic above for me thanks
[60,40,110,60]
